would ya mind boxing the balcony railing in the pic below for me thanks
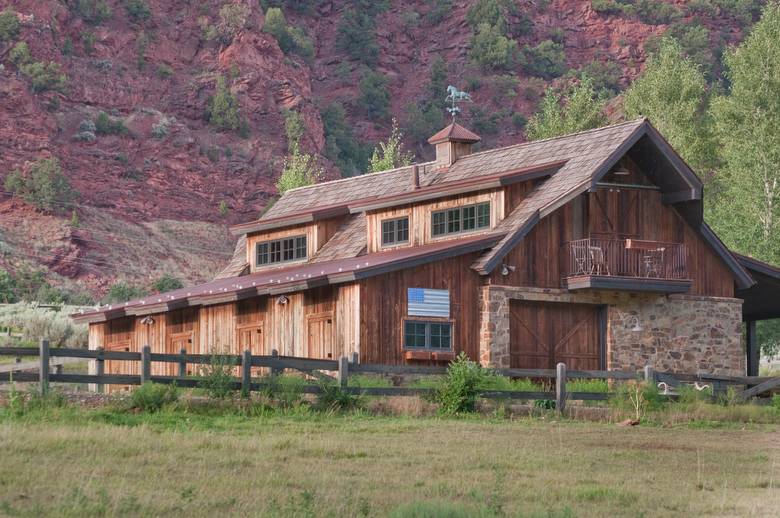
[564,238,688,281]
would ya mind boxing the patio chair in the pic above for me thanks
[571,241,589,275]
[588,246,610,275]
[641,248,665,278]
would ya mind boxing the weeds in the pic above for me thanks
[435,352,487,415]
[261,373,305,407]
[129,382,178,412]
[315,381,362,412]
[197,351,238,399]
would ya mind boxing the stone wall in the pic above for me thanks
[478,286,745,376]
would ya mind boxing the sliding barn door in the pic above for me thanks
[510,301,602,370]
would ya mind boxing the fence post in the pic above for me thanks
[338,356,349,388]
[555,362,566,414]
[178,347,187,378]
[643,364,655,385]
[241,349,252,397]
[140,345,151,384]
[350,351,359,365]
[271,349,279,376]
[39,339,50,395]
[94,347,105,394]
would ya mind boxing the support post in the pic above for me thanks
[555,362,566,414]
[141,345,151,384]
[643,364,655,385]
[746,320,759,377]
[271,349,279,376]
[178,347,187,379]
[350,351,359,365]
[96,347,105,394]
[241,349,252,397]
[39,339,50,395]
[338,356,349,388]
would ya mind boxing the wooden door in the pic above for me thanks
[238,324,264,375]
[105,340,134,393]
[510,301,602,370]
[167,332,192,376]
[307,312,336,359]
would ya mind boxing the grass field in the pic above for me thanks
[1,400,779,517]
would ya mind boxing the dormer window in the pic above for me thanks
[381,217,409,246]
[431,202,490,237]
[256,235,307,266]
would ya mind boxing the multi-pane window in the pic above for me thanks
[431,202,490,237]
[403,321,452,350]
[256,235,307,266]
[381,217,409,246]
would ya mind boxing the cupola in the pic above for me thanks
[428,123,481,170]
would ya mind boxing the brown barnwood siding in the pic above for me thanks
[365,190,505,253]
[491,187,736,297]
[358,252,484,364]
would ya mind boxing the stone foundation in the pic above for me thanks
[478,286,745,376]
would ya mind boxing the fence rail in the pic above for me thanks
[1,341,778,412]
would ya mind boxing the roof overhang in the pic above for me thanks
[736,254,780,321]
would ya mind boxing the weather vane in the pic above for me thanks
[445,85,472,122]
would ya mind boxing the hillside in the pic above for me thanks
[0,0,762,300]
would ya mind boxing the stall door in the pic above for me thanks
[307,312,336,359]
[167,332,192,376]
[510,301,602,370]
[105,340,135,393]
[238,324,264,375]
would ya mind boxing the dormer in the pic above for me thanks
[428,123,481,170]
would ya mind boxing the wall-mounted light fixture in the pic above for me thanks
[140,316,155,325]
[617,311,643,332]
[276,295,289,305]
[500,264,516,276]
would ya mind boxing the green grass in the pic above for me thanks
[0,395,779,517]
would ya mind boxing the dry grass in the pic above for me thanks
[0,405,778,517]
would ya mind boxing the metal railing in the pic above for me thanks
[564,238,688,280]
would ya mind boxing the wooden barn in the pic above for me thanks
[73,119,780,380]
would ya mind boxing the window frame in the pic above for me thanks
[255,234,308,267]
[380,216,410,247]
[402,319,454,351]
[431,201,491,238]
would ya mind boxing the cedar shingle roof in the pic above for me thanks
[428,122,482,144]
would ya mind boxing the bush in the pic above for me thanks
[124,0,151,23]
[9,41,31,66]
[152,274,183,293]
[155,63,173,79]
[425,0,453,24]
[0,8,20,42]
[359,70,390,120]
[263,7,314,59]
[634,0,681,25]
[315,381,361,412]
[283,108,305,151]
[263,373,306,407]
[469,22,517,71]
[130,382,178,412]
[0,303,89,347]
[151,117,172,138]
[207,76,244,132]
[609,380,664,421]
[576,59,622,94]
[367,119,413,173]
[276,149,323,193]
[198,352,239,399]
[5,157,75,213]
[20,61,67,93]
[335,8,379,66]
[217,3,250,43]
[321,102,372,177]
[94,111,129,136]
[73,0,112,25]
[435,352,488,414]
[0,269,16,303]
[519,39,567,78]
[104,282,146,303]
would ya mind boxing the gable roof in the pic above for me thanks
[428,122,482,144]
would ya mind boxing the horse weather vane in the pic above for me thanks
[445,85,473,122]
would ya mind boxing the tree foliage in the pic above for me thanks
[105,282,147,304]
[519,40,567,79]
[5,157,75,213]
[0,8,20,42]
[469,22,517,71]
[207,76,244,132]
[263,7,314,59]
[623,38,715,175]
[152,274,183,293]
[335,8,379,66]
[321,102,372,177]
[525,78,606,140]
[359,71,390,121]
[368,120,414,173]
[276,150,323,194]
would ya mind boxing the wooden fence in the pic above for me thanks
[1,341,779,411]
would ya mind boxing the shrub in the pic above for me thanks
[155,63,173,78]
[469,22,517,71]
[217,3,250,43]
[198,352,238,399]
[9,41,31,66]
[321,102,372,177]
[20,61,67,93]
[104,282,146,303]
[218,200,229,217]
[634,0,681,25]
[124,0,151,23]
[335,8,379,66]
[315,381,361,412]
[0,8,20,42]
[359,70,390,120]
[130,382,178,412]
[207,76,244,132]
[151,117,171,138]
[609,380,664,421]
[5,157,74,213]
[519,39,567,78]
[0,302,89,347]
[80,30,96,54]
[401,10,421,29]
[276,149,323,194]
[283,108,305,151]
[425,0,453,24]
[367,119,413,173]
[591,0,625,15]
[0,270,17,303]
[263,7,314,59]
[95,111,128,136]
[466,0,509,33]
[435,352,488,414]
[73,0,112,25]
[576,59,622,94]
[73,130,96,142]
[263,373,306,406]
[152,274,183,293]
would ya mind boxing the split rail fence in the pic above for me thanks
[1,340,779,412]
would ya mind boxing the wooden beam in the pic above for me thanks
[662,188,701,204]
[746,320,759,377]
[737,376,780,401]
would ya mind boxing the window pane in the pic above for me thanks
[404,321,427,348]
[382,220,395,245]
[295,236,307,259]
[397,218,409,242]
[462,205,476,231]
[270,241,281,263]
[283,238,295,261]
[429,323,452,349]
[257,243,269,265]
[477,203,490,228]
[447,208,460,233]
[432,212,446,236]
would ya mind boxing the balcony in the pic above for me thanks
[563,238,691,293]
